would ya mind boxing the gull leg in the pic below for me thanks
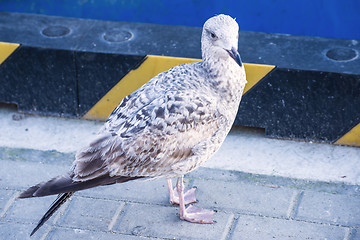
[167,178,176,204]
[176,176,214,224]
[167,178,197,205]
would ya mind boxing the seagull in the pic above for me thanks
[19,14,246,236]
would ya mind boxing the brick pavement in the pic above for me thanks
[0,147,359,240]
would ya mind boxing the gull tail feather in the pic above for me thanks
[18,173,74,198]
[19,173,143,198]
[19,173,144,236]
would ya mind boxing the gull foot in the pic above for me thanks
[170,187,197,205]
[180,205,214,224]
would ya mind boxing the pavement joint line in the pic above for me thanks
[2,186,27,192]
[294,217,360,229]
[0,191,19,218]
[219,212,236,240]
[344,227,355,240]
[223,214,239,240]
[113,201,130,231]
[45,223,164,240]
[76,194,172,208]
[286,190,303,219]
[232,211,354,229]
[52,197,72,224]
[1,217,45,227]
[39,225,53,240]
[73,193,129,202]
[107,201,126,231]
[34,197,73,240]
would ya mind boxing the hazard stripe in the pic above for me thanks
[1,42,357,147]
[0,42,20,65]
[335,123,360,147]
[243,63,275,95]
[82,55,275,121]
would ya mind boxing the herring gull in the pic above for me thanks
[19,14,246,235]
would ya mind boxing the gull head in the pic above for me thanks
[201,14,242,67]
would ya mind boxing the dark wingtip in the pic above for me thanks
[30,225,40,237]
[29,192,73,236]
[21,174,143,236]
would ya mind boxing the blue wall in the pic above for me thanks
[1,0,359,40]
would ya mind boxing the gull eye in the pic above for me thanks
[207,30,218,40]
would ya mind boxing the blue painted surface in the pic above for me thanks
[0,0,359,40]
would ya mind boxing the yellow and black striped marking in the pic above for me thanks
[0,41,359,147]
[235,68,360,147]
[83,55,275,121]
[335,123,360,147]
[0,42,20,65]
[0,42,79,116]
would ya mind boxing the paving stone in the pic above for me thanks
[48,227,158,240]
[2,146,360,239]
[6,195,58,223]
[58,196,125,231]
[0,220,51,239]
[232,214,346,240]
[352,228,360,240]
[116,202,233,240]
[78,178,170,205]
[192,179,293,217]
[0,189,17,214]
[296,191,360,227]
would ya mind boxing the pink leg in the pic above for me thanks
[167,178,197,205]
[167,178,176,204]
[176,176,214,224]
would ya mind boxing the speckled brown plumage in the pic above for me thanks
[19,14,247,234]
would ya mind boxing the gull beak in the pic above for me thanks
[226,47,242,67]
